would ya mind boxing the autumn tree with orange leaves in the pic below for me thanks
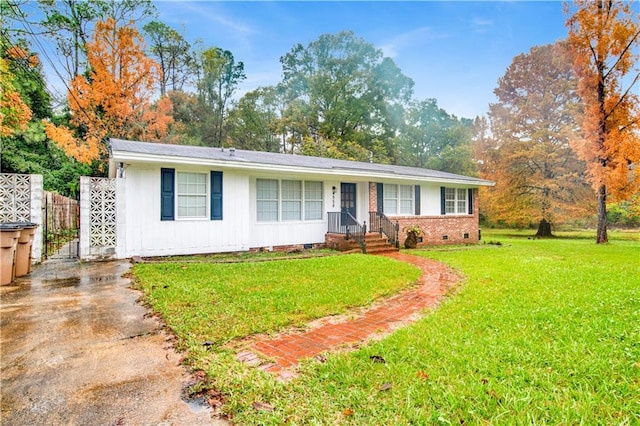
[566,0,640,243]
[48,18,173,164]
[479,42,594,232]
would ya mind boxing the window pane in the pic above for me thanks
[400,200,413,215]
[257,200,278,221]
[176,172,207,218]
[304,181,322,220]
[257,179,279,222]
[457,189,467,213]
[399,185,413,199]
[282,180,301,200]
[384,184,397,198]
[257,179,278,200]
[305,201,322,220]
[399,185,413,215]
[305,181,322,200]
[282,200,301,221]
[383,184,398,215]
[445,188,456,201]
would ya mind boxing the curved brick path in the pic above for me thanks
[238,252,461,375]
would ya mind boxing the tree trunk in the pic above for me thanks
[535,218,553,238]
[596,183,608,243]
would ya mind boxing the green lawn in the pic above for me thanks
[134,231,640,424]
[133,254,420,348]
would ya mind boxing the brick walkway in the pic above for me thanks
[238,252,460,375]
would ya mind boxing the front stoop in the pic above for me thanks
[325,233,399,254]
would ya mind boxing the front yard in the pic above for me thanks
[133,230,640,424]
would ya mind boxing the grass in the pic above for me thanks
[133,231,640,424]
[133,254,421,348]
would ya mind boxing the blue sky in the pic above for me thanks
[153,1,570,119]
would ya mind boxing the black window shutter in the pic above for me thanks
[440,186,446,215]
[468,188,473,215]
[210,171,223,220]
[160,168,175,221]
[414,185,421,215]
[376,182,384,213]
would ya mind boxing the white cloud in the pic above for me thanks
[471,17,494,33]
[378,27,445,59]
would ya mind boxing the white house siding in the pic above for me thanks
[122,165,250,257]
[120,165,376,257]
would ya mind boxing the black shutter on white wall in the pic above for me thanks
[160,168,175,221]
[414,185,421,215]
[210,171,223,220]
[376,183,384,213]
[440,186,446,215]
[468,188,474,215]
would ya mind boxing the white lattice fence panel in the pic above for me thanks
[0,174,31,222]
[89,178,116,248]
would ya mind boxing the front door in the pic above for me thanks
[341,183,357,225]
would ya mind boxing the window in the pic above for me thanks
[445,187,468,214]
[383,184,414,215]
[305,181,323,220]
[257,179,279,222]
[177,172,206,218]
[161,169,223,221]
[256,179,323,222]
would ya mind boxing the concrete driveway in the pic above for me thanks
[1,259,224,425]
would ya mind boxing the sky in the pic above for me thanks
[152,1,570,119]
[21,1,572,120]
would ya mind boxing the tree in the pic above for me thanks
[37,0,156,82]
[49,18,172,163]
[481,42,593,232]
[566,0,640,243]
[227,87,281,152]
[0,54,32,137]
[195,47,246,147]
[143,21,194,96]
[0,36,93,196]
[279,31,414,161]
[397,99,476,175]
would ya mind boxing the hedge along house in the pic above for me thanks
[108,139,494,258]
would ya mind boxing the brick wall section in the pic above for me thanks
[368,185,480,247]
[368,182,377,212]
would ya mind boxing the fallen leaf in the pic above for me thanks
[416,371,429,380]
[480,378,488,385]
[370,355,386,363]
[379,382,393,391]
[253,401,275,412]
[314,354,327,363]
[343,408,354,417]
[202,341,214,347]
[181,265,188,269]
